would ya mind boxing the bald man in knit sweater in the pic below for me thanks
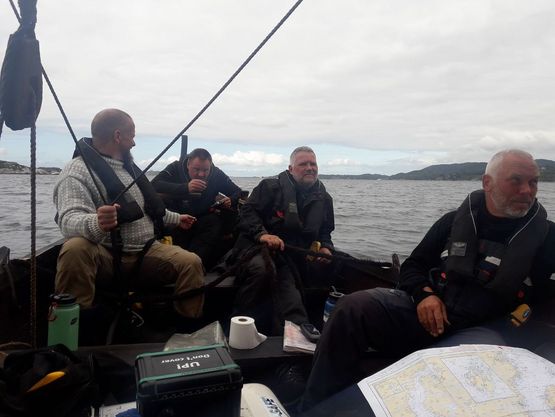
[53,109,204,319]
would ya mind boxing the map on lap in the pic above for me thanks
[358,344,555,416]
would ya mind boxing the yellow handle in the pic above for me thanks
[160,236,173,245]
[306,241,321,261]
[27,371,65,392]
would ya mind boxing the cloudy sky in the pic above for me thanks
[1,0,554,176]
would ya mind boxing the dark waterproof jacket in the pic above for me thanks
[152,159,241,217]
[236,171,334,251]
[399,191,555,324]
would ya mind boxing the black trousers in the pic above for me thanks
[303,288,437,409]
[302,287,555,411]
[232,252,311,336]
[172,212,235,271]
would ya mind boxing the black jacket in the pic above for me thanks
[236,171,334,250]
[399,196,555,314]
[152,159,241,217]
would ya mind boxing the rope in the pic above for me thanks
[8,0,20,20]
[284,244,393,268]
[0,341,33,351]
[111,0,306,204]
[29,121,37,349]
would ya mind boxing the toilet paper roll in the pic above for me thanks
[229,316,267,349]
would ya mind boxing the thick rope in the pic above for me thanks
[285,244,393,268]
[111,0,305,204]
[29,121,37,348]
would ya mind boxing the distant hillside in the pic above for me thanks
[0,160,61,175]
[389,160,555,181]
[319,173,388,180]
[320,159,555,181]
[390,162,486,181]
[536,159,555,181]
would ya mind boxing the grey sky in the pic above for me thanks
[1,0,554,175]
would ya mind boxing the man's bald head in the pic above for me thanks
[91,109,134,142]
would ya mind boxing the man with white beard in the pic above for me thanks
[302,149,555,410]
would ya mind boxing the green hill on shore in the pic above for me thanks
[0,160,61,175]
[320,159,555,181]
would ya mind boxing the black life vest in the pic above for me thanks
[74,138,166,237]
[272,171,327,246]
[442,189,548,304]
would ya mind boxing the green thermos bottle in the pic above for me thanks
[47,293,80,350]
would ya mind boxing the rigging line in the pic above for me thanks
[284,243,393,268]
[29,120,37,348]
[8,0,108,203]
[111,0,305,204]
[8,0,19,19]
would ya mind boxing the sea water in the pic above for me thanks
[3,174,555,261]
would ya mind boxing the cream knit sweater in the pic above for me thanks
[54,156,180,252]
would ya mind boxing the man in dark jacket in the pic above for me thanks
[152,148,242,270]
[232,146,335,336]
[302,149,555,410]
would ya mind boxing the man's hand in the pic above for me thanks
[416,287,450,337]
[213,195,232,209]
[97,204,120,232]
[188,179,207,193]
[220,196,232,209]
[259,234,284,251]
[178,214,197,230]
[316,247,332,263]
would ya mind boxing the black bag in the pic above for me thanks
[0,345,99,417]
[0,0,43,131]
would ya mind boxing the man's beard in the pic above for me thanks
[490,189,532,218]
[298,177,317,189]
[123,151,133,165]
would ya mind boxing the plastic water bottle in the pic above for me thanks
[323,287,344,324]
[47,293,80,350]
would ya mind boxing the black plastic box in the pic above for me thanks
[135,344,243,417]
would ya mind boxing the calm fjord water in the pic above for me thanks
[3,174,555,261]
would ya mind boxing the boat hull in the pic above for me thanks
[0,241,398,347]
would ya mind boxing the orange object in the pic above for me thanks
[27,371,65,392]
[510,304,531,327]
